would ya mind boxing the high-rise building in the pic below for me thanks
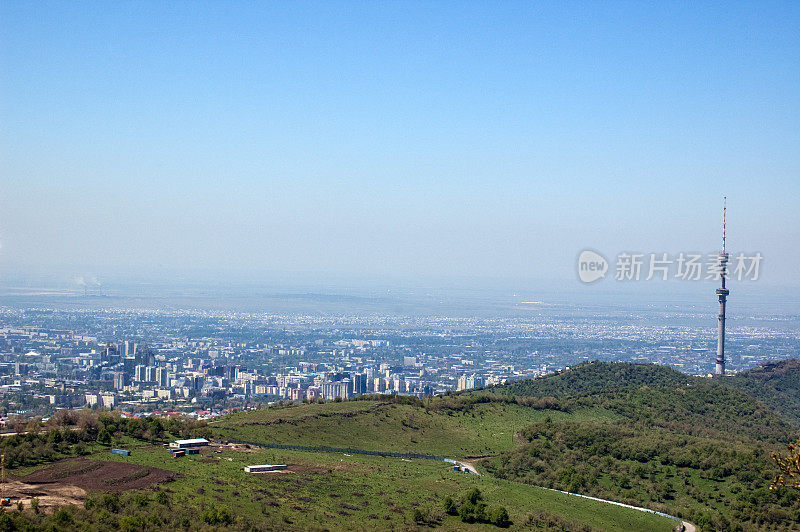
[134,364,147,382]
[123,340,137,357]
[102,394,116,408]
[457,374,484,391]
[102,344,119,364]
[113,371,127,390]
[14,362,27,376]
[155,367,169,387]
[189,375,204,390]
[352,373,367,395]
[306,386,322,401]
[322,380,351,400]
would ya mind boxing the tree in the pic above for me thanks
[48,429,63,444]
[96,428,112,446]
[465,487,483,504]
[8,416,26,434]
[771,437,800,491]
[458,501,477,523]
[488,506,511,527]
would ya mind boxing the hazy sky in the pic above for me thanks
[1,1,799,288]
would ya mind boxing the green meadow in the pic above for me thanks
[211,399,620,458]
[93,442,676,531]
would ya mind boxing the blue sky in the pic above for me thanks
[1,1,798,288]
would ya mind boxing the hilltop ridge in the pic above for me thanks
[727,358,800,427]
[487,361,693,399]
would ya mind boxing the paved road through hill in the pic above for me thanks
[230,439,694,531]
[456,459,692,531]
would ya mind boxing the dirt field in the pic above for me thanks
[0,480,85,513]
[0,458,177,514]
[20,458,177,492]
[211,442,260,453]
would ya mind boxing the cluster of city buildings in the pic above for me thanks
[0,303,797,417]
[0,319,528,416]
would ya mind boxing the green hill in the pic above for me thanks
[727,358,800,427]
[2,404,678,531]
[210,361,800,531]
[480,361,800,530]
[490,361,693,399]
[9,360,798,531]
[486,361,795,444]
[94,445,677,531]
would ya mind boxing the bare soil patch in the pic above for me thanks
[0,480,85,513]
[212,442,260,453]
[20,458,177,492]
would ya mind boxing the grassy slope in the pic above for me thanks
[93,443,676,531]
[212,400,619,458]
[209,361,800,531]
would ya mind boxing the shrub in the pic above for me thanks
[154,491,169,506]
[119,515,148,531]
[465,487,483,504]
[52,508,72,526]
[443,496,457,515]
[202,506,233,526]
[488,506,511,527]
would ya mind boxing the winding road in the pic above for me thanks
[539,487,694,532]
[230,438,694,531]
[455,459,692,531]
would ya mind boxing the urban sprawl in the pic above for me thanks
[0,305,797,422]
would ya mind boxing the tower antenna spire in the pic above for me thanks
[722,196,726,253]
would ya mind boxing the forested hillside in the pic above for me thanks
[492,362,693,399]
[482,361,800,531]
[727,359,800,427]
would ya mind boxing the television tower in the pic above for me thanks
[715,197,729,375]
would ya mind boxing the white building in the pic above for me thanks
[169,438,209,449]
[244,464,287,473]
